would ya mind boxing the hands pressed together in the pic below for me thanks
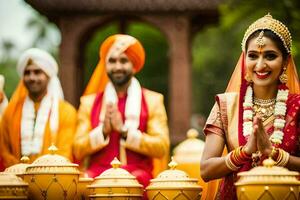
[103,102,127,138]
[244,116,273,157]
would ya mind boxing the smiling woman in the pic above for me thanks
[200,14,300,200]
[245,30,289,95]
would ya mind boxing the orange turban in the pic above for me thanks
[84,34,145,95]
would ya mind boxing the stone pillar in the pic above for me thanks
[58,16,110,107]
[58,17,84,107]
[167,17,191,144]
[143,16,192,144]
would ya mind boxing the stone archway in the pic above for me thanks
[25,0,222,144]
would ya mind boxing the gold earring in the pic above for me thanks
[279,67,288,84]
[245,72,252,82]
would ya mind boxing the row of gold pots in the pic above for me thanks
[1,139,300,200]
[0,145,202,200]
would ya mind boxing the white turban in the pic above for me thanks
[17,48,57,77]
[16,48,64,99]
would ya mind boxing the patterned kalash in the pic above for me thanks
[241,13,292,53]
[23,145,80,200]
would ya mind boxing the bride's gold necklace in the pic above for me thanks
[253,97,276,122]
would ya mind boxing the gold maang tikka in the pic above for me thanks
[255,31,265,52]
[241,14,292,53]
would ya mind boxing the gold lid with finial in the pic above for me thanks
[147,157,199,185]
[4,156,31,177]
[25,144,79,174]
[88,157,143,198]
[146,158,202,199]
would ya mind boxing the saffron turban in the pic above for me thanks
[84,34,145,95]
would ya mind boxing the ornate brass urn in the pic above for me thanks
[173,128,219,200]
[23,145,80,200]
[88,157,143,199]
[173,129,205,174]
[0,172,28,199]
[146,158,202,200]
[235,158,300,200]
[4,156,30,179]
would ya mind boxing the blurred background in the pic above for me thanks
[1,0,300,144]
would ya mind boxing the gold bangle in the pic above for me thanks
[276,149,290,167]
[225,152,240,171]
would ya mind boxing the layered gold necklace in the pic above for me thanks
[253,97,276,122]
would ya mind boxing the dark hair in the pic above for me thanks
[245,29,289,61]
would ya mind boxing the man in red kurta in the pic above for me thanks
[73,35,170,190]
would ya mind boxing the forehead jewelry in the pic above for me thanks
[255,31,266,53]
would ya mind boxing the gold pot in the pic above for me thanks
[173,129,205,175]
[173,128,219,200]
[235,158,300,200]
[4,156,30,179]
[0,172,28,199]
[146,158,202,200]
[78,174,93,200]
[23,145,80,200]
[88,157,143,199]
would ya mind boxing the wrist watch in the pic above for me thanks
[120,125,128,139]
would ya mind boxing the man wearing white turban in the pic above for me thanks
[0,48,76,167]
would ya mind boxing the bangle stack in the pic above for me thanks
[252,147,290,168]
[225,146,290,171]
[271,147,290,167]
[225,146,252,171]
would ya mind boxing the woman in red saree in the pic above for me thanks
[200,14,300,200]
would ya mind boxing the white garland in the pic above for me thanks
[243,85,289,144]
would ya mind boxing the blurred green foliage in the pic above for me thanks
[192,0,300,117]
[0,60,18,98]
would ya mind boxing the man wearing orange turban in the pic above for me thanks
[73,34,170,192]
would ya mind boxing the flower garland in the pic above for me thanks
[243,84,289,144]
